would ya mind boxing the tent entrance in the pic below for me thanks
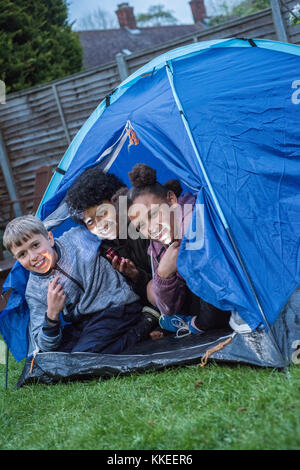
[16,316,293,388]
[16,329,234,387]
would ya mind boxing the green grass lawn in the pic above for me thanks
[0,354,299,450]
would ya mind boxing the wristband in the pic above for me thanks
[45,312,60,325]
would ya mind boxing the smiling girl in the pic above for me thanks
[126,164,231,335]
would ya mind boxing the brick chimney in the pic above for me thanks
[189,0,207,24]
[116,3,137,29]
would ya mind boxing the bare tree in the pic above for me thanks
[136,5,178,27]
[206,0,245,16]
[76,7,118,30]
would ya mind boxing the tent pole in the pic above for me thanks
[165,61,288,368]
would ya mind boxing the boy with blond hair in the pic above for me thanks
[3,215,158,356]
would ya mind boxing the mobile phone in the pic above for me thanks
[106,248,122,265]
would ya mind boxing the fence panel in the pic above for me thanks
[0,3,298,226]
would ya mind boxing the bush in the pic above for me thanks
[0,0,83,93]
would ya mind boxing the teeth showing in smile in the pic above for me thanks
[153,226,167,240]
[100,225,110,234]
[97,220,115,236]
[35,259,46,268]
[153,229,163,239]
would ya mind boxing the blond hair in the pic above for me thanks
[3,215,48,253]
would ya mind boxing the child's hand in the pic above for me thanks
[157,241,180,279]
[47,276,66,322]
[107,254,139,282]
[119,258,140,282]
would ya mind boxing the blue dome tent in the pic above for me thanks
[1,38,300,386]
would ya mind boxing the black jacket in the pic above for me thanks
[100,237,152,304]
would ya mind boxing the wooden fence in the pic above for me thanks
[0,0,299,226]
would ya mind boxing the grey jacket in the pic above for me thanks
[26,226,139,355]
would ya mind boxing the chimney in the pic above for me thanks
[116,3,137,29]
[189,0,207,24]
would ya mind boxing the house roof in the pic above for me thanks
[77,24,204,69]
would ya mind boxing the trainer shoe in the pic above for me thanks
[135,310,159,341]
[142,306,161,321]
[229,310,252,334]
[159,314,203,337]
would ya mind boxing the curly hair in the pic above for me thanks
[111,186,129,205]
[164,179,182,198]
[127,163,182,206]
[65,166,126,223]
[128,163,156,188]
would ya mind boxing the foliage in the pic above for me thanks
[208,0,270,27]
[136,4,178,27]
[288,3,300,25]
[0,0,82,93]
[233,0,270,17]
[0,356,300,450]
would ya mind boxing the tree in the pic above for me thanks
[232,0,270,17]
[76,7,118,30]
[0,0,83,93]
[208,0,270,27]
[136,5,178,27]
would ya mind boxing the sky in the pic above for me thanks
[67,0,243,29]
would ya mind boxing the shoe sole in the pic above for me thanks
[142,306,161,321]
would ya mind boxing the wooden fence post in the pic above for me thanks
[0,129,22,217]
[116,53,129,81]
[270,0,289,42]
[52,84,71,145]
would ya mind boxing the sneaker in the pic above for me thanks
[159,314,203,337]
[142,306,161,321]
[229,310,252,334]
[135,311,159,341]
